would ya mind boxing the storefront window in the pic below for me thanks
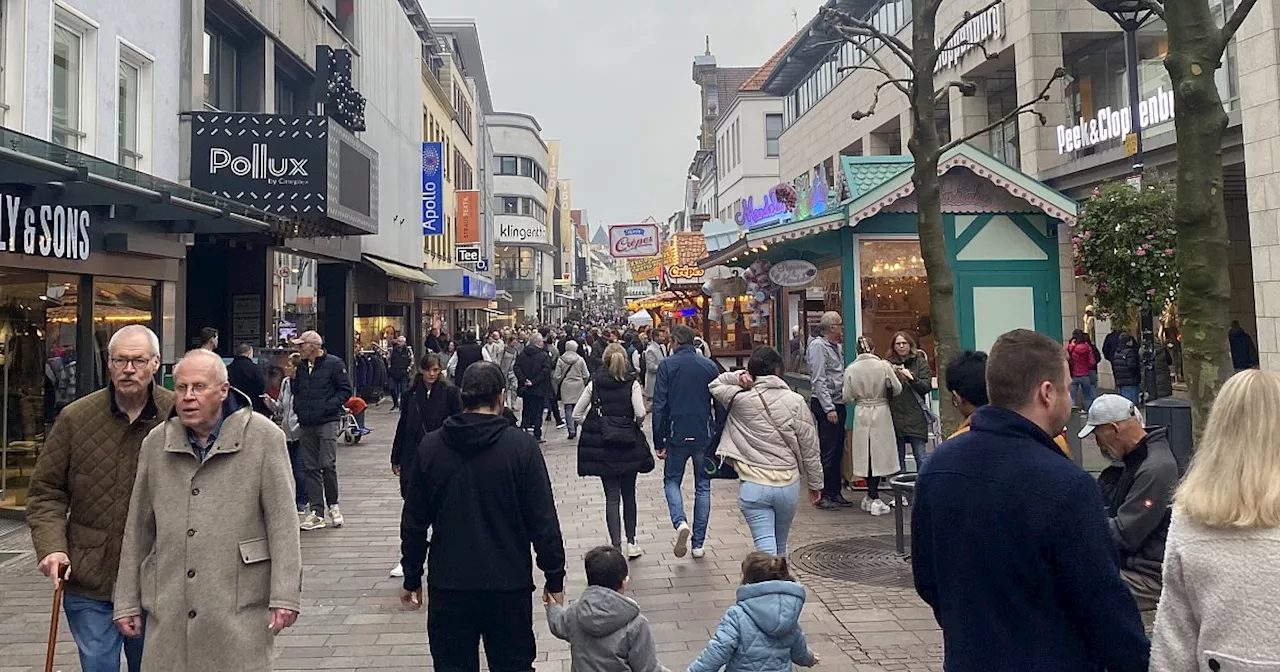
[0,273,78,510]
[90,281,154,391]
[272,252,317,348]
[859,240,934,367]
[495,246,536,279]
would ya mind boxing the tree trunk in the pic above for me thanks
[909,1,963,433]
[1164,2,1235,435]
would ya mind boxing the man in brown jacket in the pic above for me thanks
[26,325,174,672]
[113,348,302,671]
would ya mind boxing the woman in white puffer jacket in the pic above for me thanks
[710,346,824,556]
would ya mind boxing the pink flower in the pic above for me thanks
[1164,248,1174,256]
[1099,283,1109,292]
[1145,234,1155,240]
[1136,248,1147,256]
[1071,236,1081,245]
[1146,288,1157,295]
[1142,243,1151,250]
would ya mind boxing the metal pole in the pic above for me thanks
[1123,25,1158,403]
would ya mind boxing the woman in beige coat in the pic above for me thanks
[711,346,823,555]
[113,350,302,672]
[842,336,902,516]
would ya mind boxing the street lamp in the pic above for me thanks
[1087,0,1160,403]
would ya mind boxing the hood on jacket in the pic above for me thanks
[564,585,641,638]
[735,580,806,638]
[523,344,545,357]
[560,351,583,366]
[439,412,517,456]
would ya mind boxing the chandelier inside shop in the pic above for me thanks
[316,46,366,133]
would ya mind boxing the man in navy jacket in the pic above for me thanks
[911,329,1149,672]
[652,325,719,560]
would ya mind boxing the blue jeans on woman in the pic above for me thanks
[1070,375,1097,410]
[738,480,801,556]
[898,436,927,473]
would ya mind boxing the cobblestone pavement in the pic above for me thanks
[0,403,943,671]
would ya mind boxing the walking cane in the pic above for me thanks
[45,565,67,672]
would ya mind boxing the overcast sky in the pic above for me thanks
[427,1,802,234]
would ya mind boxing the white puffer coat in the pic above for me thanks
[709,373,823,492]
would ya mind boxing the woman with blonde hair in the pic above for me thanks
[1149,369,1280,669]
[842,335,902,516]
[573,342,653,558]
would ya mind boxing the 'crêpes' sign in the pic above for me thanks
[1,194,91,260]
[608,223,659,258]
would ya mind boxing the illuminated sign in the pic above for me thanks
[737,166,830,230]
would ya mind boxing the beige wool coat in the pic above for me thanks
[114,390,303,672]
[842,353,903,479]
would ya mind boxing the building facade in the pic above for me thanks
[490,111,552,323]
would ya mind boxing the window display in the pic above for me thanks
[859,240,935,367]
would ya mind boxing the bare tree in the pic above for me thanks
[1139,0,1256,431]
[821,0,1064,430]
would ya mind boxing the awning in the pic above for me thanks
[364,255,437,285]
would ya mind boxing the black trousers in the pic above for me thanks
[810,398,846,500]
[427,588,536,672]
[520,394,545,440]
[601,473,638,548]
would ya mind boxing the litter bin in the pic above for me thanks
[1144,398,1193,471]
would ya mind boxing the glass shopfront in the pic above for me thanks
[0,272,157,510]
[858,239,934,367]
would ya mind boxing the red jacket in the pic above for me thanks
[1066,341,1097,378]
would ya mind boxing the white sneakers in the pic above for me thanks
[672,522,691,558]
[691,547,706,559]
[390,563,404,578]
[625,543,644,559]
[328,506,344,528]
[299,512,326,531]
[861,497,892,516]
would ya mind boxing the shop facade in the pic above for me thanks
[419,269,498,340]
[700,145,1078,379]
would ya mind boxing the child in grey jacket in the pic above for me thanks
[547,546,669,672]
[686,553,819,672]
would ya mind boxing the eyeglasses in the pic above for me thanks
[175,382,214,396]
[110,356,155,370]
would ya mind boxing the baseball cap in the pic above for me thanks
[1078,394,1142,438]
[291,330,323,346]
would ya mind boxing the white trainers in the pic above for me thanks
[861,497,875,512]
[673,522,691,558]
[390,563,404,578]
[869,499,892,516]
[625,543,644,559]
[300,512,326,531]
[691,547,706,559]
[328,505,344,528]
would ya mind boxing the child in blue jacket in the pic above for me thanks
[686,552,819,672]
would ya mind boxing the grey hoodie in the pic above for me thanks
[547,585,669,672]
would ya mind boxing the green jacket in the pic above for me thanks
[888,351,933,440]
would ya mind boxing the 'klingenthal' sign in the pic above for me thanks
[190,113,330,215]
[0,193,91,260]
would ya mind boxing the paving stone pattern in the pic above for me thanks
[0,405,943,671]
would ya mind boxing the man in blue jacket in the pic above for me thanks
[911,328,1149,672]
[652,325,719,560]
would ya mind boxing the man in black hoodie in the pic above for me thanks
[513,333,554,442]
[227,343,270,416]
[400,362,566,672]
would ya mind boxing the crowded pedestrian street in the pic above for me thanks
[0,403,943,672]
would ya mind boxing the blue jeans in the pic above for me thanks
[738,480,801,556]
[286,439,307,510]
[663,441,712,549]
[1119,385,1141,404]
[563,404,577,436]
[1070,375,1097,410]
[898,436,927,473]
[63,593,144,672]
[389,377,407,408]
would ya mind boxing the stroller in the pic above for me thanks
[340,407,362,444]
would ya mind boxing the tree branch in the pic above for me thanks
[934,0,1002,66]
[1221,0,1257,51]
[823,7,915,67]
[941,67,1066,153]
[1135,0,1165,21]
[849,36,912,96]
[938,39,1000,63]
[936,80,979,103]
[853,79,907,121]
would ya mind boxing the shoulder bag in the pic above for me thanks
[703,389,743,480]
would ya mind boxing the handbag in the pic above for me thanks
[704,390,743,480]
[593,383,640,448]
[905,378,942,439]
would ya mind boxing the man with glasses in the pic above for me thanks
[27,325,174,672]
[290,330,353,531]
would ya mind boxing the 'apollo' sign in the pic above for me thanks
[1056,87,1175,155]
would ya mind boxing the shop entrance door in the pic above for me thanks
[956,269,1056,353]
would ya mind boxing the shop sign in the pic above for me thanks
[0,195,91,260]
[456,190,479,244]
[739,192,790,229]
[609,224,660,258]
[935,4,1002,73]
[422,142,444,235]
[665,264,705,284]
[456,247,481,264]
[629,257,661,281]
[769,260,818,287]
[738,166,830,230]
[189,112,377,232]
[1056,87,1175,155]
[497,219,549,244]
[462,274,497,300]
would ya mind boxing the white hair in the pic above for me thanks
[176,348,228,384]
[108,324,160,359]
[819,311,842,333]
